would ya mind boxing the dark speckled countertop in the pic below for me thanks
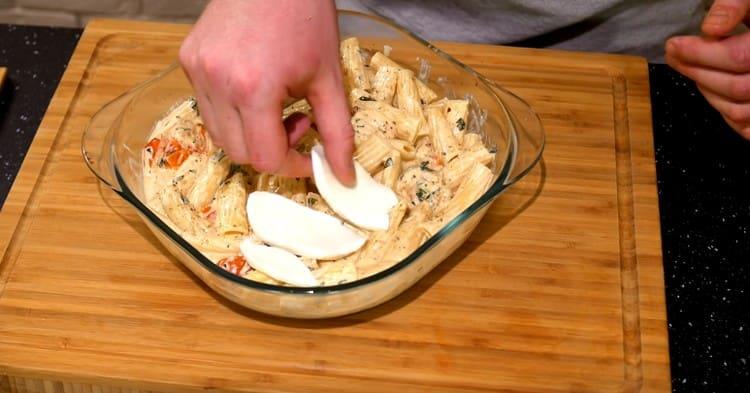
[0,24,748,393]
[0,24,80,206]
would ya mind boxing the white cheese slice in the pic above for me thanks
[239,239,318,287]
[246,191,366,259]
[311,145,398,231]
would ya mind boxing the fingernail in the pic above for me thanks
[706,7,731,26]
[666,37,684,54]
[666,39,678,53]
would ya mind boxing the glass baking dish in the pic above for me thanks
[82,11,544,319]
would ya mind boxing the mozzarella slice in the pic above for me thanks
[239,239,318,287]
[311,145,398,231]
[246,191,366,259]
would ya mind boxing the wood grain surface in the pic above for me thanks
[0,19,670,393]
[0,68,5,89]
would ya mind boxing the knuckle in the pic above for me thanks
[229,74,259,103]
[730,80,750,99]
[729,44,750,69]
[249,152,283,174]
[222,143,248,164]
[178,41,195,69]
[197,51,223,81]
[725,104,750,123]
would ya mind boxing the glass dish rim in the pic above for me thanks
[82,10,545,296]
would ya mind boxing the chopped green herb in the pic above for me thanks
[488,147,497,154]
[307,197,317,206]
[359,96,376,102]
[456,118,466,131]
[416,188,431,201]
[190,98,200,115]
[213,150,227,161]
[419,161,433,171]
[179,193,190,204]
[384,157,394,168]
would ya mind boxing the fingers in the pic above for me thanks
[697,86,750,139]
[704,92,750,140]
[284,113,313,147]
[307,70,356,186]
[666,54,750,101]
[667,50,750,139]
[719,113,750,139]
[702,0,750,37]
[666,32,750,73]
[237,86,312,177]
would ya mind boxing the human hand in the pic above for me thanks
[665,0,750,139]
[179,0,356,183]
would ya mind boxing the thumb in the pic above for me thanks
[307,69,356,186]
[702,0,750,37]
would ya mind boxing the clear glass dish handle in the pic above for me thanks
[81,92,131,192]
[481,76,546,187]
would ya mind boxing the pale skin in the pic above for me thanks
[180,0,750,184]
[666,0,750,140]
[179,0,355,184]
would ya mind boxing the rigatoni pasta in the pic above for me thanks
[371,66,398,104]
[215,172,250,236]
[426,106,461,163]
[340,37,371,91]
[142,38,497,287]
[354,132,394,174]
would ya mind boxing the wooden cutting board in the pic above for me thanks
[0,68,5,89]
[0,19,670,393]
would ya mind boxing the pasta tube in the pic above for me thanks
[340,37,371,90]
[352,99,421,143]
[439,163,494,220]
[171,154,205,195]
[387,139,417,161]
[426,106,461,163]
[395,69,423,117]
[443,99,469,137]
[381,150,402,189]
[441,148,494,190]
[461,133,484,151]
[215,172,250,235]
[371,65,398,104]
[370,52,437,104]
[356,198,408,276]
[354,133,394,173]
[390,226,430,261]
[351,109,397,145]
[159,184,207,236]
[188,150,231,208]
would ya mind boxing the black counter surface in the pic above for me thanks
[0,24,747,393]
[0,24,80,207]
